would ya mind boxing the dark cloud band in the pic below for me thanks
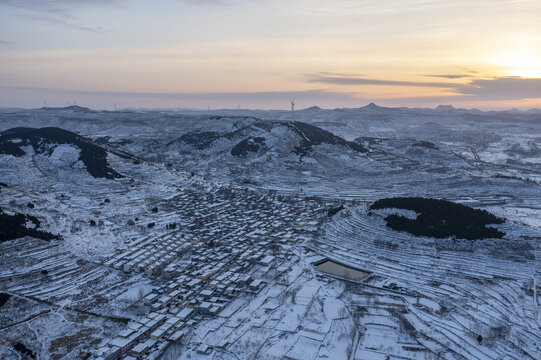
[308,74,463,88]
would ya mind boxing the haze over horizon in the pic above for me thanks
[1,0,540,110]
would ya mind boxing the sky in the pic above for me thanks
[0,0,540,110]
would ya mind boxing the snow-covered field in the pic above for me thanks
[0,105,540,359]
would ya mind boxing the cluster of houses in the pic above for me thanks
[103,233,191,276]
[92,188,324,359]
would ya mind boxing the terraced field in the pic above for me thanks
[313,205,541,359]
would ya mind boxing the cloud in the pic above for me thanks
[308,73,463,88]
[457,77,541,101]
[0,0,126,8]
[368,77,541,105]
[185,0,224,4]
[313,71,366,78]
[308,73,541,102]
[0,0,127,32]
[17,13,105,32]
[422,74,472,79]
[457,67,479,75]
[0,40,12,45]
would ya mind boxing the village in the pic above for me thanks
[92,187,326,359]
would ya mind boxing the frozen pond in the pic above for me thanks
[315,259,370,281]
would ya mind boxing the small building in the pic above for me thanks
[196,301,212,315]
[118,327,136,338]
[168,330,185,343]
[248,279,265,293]
[164,316,182,327]
[258,255,275,266]
[217,339,230,349]
[177,307,195,321]
[168,289,181,300]
[143,292,159,305]
[109,337,131,352]
[200,289,214,299]
[186,278,202,289]
[150,328,166,340]
[209,305,221,316]
[129,342,150,358]
[197,344,212,355]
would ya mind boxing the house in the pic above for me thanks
[258,255,275,266]
[197,344,212,355]
[200,289,214,299]
[217,339,230,349]
[196,301,212,315]
[150,328,166,340]
[129,338,156,357]
[96,345,120,360]
[109,337,130,352]
[168,289,181,300]
[177,307,195,321]
[118,327,136,338]
[209,305,221,316]
[186,278,202,289]
[248,279,265,292]
[168,330,185,343]
[129,342,150,358]
[164,316,182,327]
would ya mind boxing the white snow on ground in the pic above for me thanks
[1,106,541,359]
[313,205,541,360]
[486,205,541,230]
[48,144,81,167]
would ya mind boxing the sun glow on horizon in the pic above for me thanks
[493,41,541,79]
[507,68,541,78]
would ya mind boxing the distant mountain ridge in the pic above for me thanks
[40,105,92,112]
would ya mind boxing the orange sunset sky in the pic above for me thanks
[0,0,540,110]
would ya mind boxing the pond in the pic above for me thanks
[315,259,370,281]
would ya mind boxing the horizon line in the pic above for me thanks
[1,103,539,113]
